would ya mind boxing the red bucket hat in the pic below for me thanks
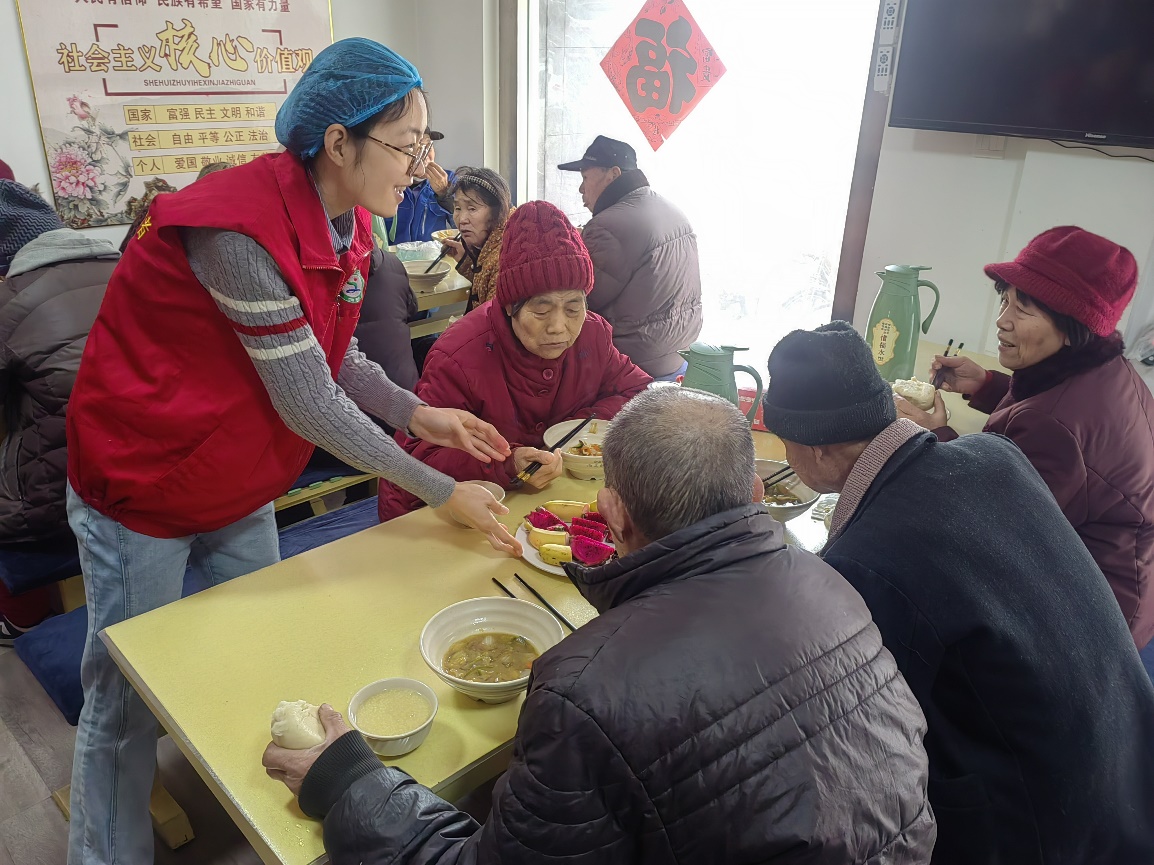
[984,226,1137,337]
[495,200,593,308]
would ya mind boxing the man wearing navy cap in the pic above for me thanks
[558,135,702,380]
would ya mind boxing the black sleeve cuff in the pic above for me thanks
[299,730,383,819]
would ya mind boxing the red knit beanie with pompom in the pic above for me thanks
[495,200,593,307]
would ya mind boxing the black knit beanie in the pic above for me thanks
[762,321,896,446]
[0,181,64,276]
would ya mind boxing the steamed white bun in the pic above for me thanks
[270,700,325,749]
[892,377,936,411]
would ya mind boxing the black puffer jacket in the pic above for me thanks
[0,229,117,541]
[303,506,937,863]
[353,248,420,392]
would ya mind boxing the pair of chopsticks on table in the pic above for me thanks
[493,573,576,632]
[515,414,595,485]
[930,339,965,388]
[423,233,463,273]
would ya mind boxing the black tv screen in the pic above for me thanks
[889,0,1154,149]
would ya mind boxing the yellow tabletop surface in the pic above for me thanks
[100,339,989,865]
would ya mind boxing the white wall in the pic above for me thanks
[0,0,487,245]
[853,127,1154,357]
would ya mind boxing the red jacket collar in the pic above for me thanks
[273,152,373,271]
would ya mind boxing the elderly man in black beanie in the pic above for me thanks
[763,320,1154,865]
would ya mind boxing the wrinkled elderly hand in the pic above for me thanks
[438,483,523,555]
[929,355,987,395]
[440,237,466,263]
[513,447,565,490]
[894,391,949,430]
[409,406,511,464]
[425,161,450,195]
[262,703,351,798]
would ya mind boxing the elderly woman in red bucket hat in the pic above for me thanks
[898,226,1154,650]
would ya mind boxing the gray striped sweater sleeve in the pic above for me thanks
[182,228,455,508]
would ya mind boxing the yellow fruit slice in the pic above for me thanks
[542,501,587,521]
[539,544,573,566]
[529,527,569,550]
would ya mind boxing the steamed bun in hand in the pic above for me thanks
[892,377,936,411]
[270,700,326,749]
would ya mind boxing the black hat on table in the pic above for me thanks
[558,135,637,172]
[762,321,896,446]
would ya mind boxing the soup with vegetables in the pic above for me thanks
[764,482,802,506]
[442,632,539,683]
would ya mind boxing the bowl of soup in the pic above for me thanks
[420,597,565,703]
[545,420,610,481]
[348,677,438,757]
[755,459,820,522]
[403,258,453,293]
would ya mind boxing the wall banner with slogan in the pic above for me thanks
[600,0,726,151]
[14,0,332,228]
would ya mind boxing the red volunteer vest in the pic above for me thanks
[67,152,374,537]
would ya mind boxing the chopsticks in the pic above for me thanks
[760,465,795,489]
[493,575,577,632]
[930,339,964,388]
[424,232,462,273]
[515,573,576,632]
[515,415,595,485]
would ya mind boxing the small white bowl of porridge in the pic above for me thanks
[347,677,438,757]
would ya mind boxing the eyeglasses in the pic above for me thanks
[366,135,432,177]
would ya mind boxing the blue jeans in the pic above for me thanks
[66,486,279,865]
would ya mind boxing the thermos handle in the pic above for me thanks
[918,279,941,335]
[734,365,763,424]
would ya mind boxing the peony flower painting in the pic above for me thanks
[48,95,134,228]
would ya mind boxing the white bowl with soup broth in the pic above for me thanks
[420,597,565,703]
[545,420,610,481]
[755,459,820,522]
[347,677,438,757]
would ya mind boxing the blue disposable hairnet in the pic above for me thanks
[275,38,422,159]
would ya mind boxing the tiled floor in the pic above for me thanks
[0,646,262,865]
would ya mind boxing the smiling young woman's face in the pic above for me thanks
[508,290,587,360]
[994,285,1068,370]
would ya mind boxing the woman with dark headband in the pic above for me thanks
[439,166,512,306]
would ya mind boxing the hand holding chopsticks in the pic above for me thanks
[515,415,595,486]
[424,233,463,273]
[930,339,962,388]
[929,341,989,395]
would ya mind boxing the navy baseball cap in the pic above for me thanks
[558,135,637,172]
[426,129,444,141]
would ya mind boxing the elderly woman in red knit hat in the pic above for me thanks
[897,226,1154,650]
[378,201,652,521]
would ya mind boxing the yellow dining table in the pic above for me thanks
[99,339,990,865]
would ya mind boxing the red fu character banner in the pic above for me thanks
[601,0,726,151]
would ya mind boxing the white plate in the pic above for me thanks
[515,525,567,576]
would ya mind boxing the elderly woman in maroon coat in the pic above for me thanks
[898,226,1154,649]
[378,201,651,522]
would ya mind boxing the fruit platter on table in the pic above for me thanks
[516,500,616,576]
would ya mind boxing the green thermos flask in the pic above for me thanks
[865,265,940,382]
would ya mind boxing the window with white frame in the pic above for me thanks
[528,0,882,370]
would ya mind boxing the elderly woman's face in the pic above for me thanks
[454,190,494,249]
[508,290,587,360]
[995,285,1068,370]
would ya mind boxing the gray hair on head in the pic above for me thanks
[603,387,755,542]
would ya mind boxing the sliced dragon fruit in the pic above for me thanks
[569,524,605,542]
[571,516,609,538]
[571,536,616,566]
[525,508,566,531]
[579,511,607,525]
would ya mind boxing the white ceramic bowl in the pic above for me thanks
[420,597,565,704]
[756,459,820,522]
[431,229,458,244]
[450,481,506,526]
[403,258,453,293]
[545,420,609,481]
[347,677,438,757]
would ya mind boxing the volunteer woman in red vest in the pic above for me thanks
[63,38,520,865]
